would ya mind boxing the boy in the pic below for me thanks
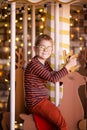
[24,34,77,130]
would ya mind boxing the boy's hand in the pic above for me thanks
[62,50,80,72]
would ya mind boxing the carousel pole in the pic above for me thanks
[31,5,35,57]
[10,2,16,130]
[54,3,60,106]
[23,5,28,67]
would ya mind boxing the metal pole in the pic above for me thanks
[31,5,35,57]
[10,2,16,130]
[54,3,60,106]
[23,5,28,67]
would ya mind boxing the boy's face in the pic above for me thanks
[35,40,53,61]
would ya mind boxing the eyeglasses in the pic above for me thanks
[37,45,52,51]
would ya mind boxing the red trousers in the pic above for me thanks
[32,99,67,130]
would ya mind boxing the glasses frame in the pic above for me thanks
[36,45,53,51]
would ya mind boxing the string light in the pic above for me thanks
[15,20,18,23]
[28,15,31,21]
[19,17,23,20]
[7,62,10,66]
[0,39,2,43]
[8,39,11,43]
[4,23,8,27]
[16,37,19,42]
[28,42,31,46]
[19,26,23,29]
[20,43,24,47]
[28,51,31,55]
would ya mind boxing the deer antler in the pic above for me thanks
[60,50,80,72]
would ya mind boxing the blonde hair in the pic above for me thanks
[35,34,53,46]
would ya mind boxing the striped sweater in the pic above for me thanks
[24,56,68,111]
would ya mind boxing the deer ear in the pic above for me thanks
[19,114,29,120]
